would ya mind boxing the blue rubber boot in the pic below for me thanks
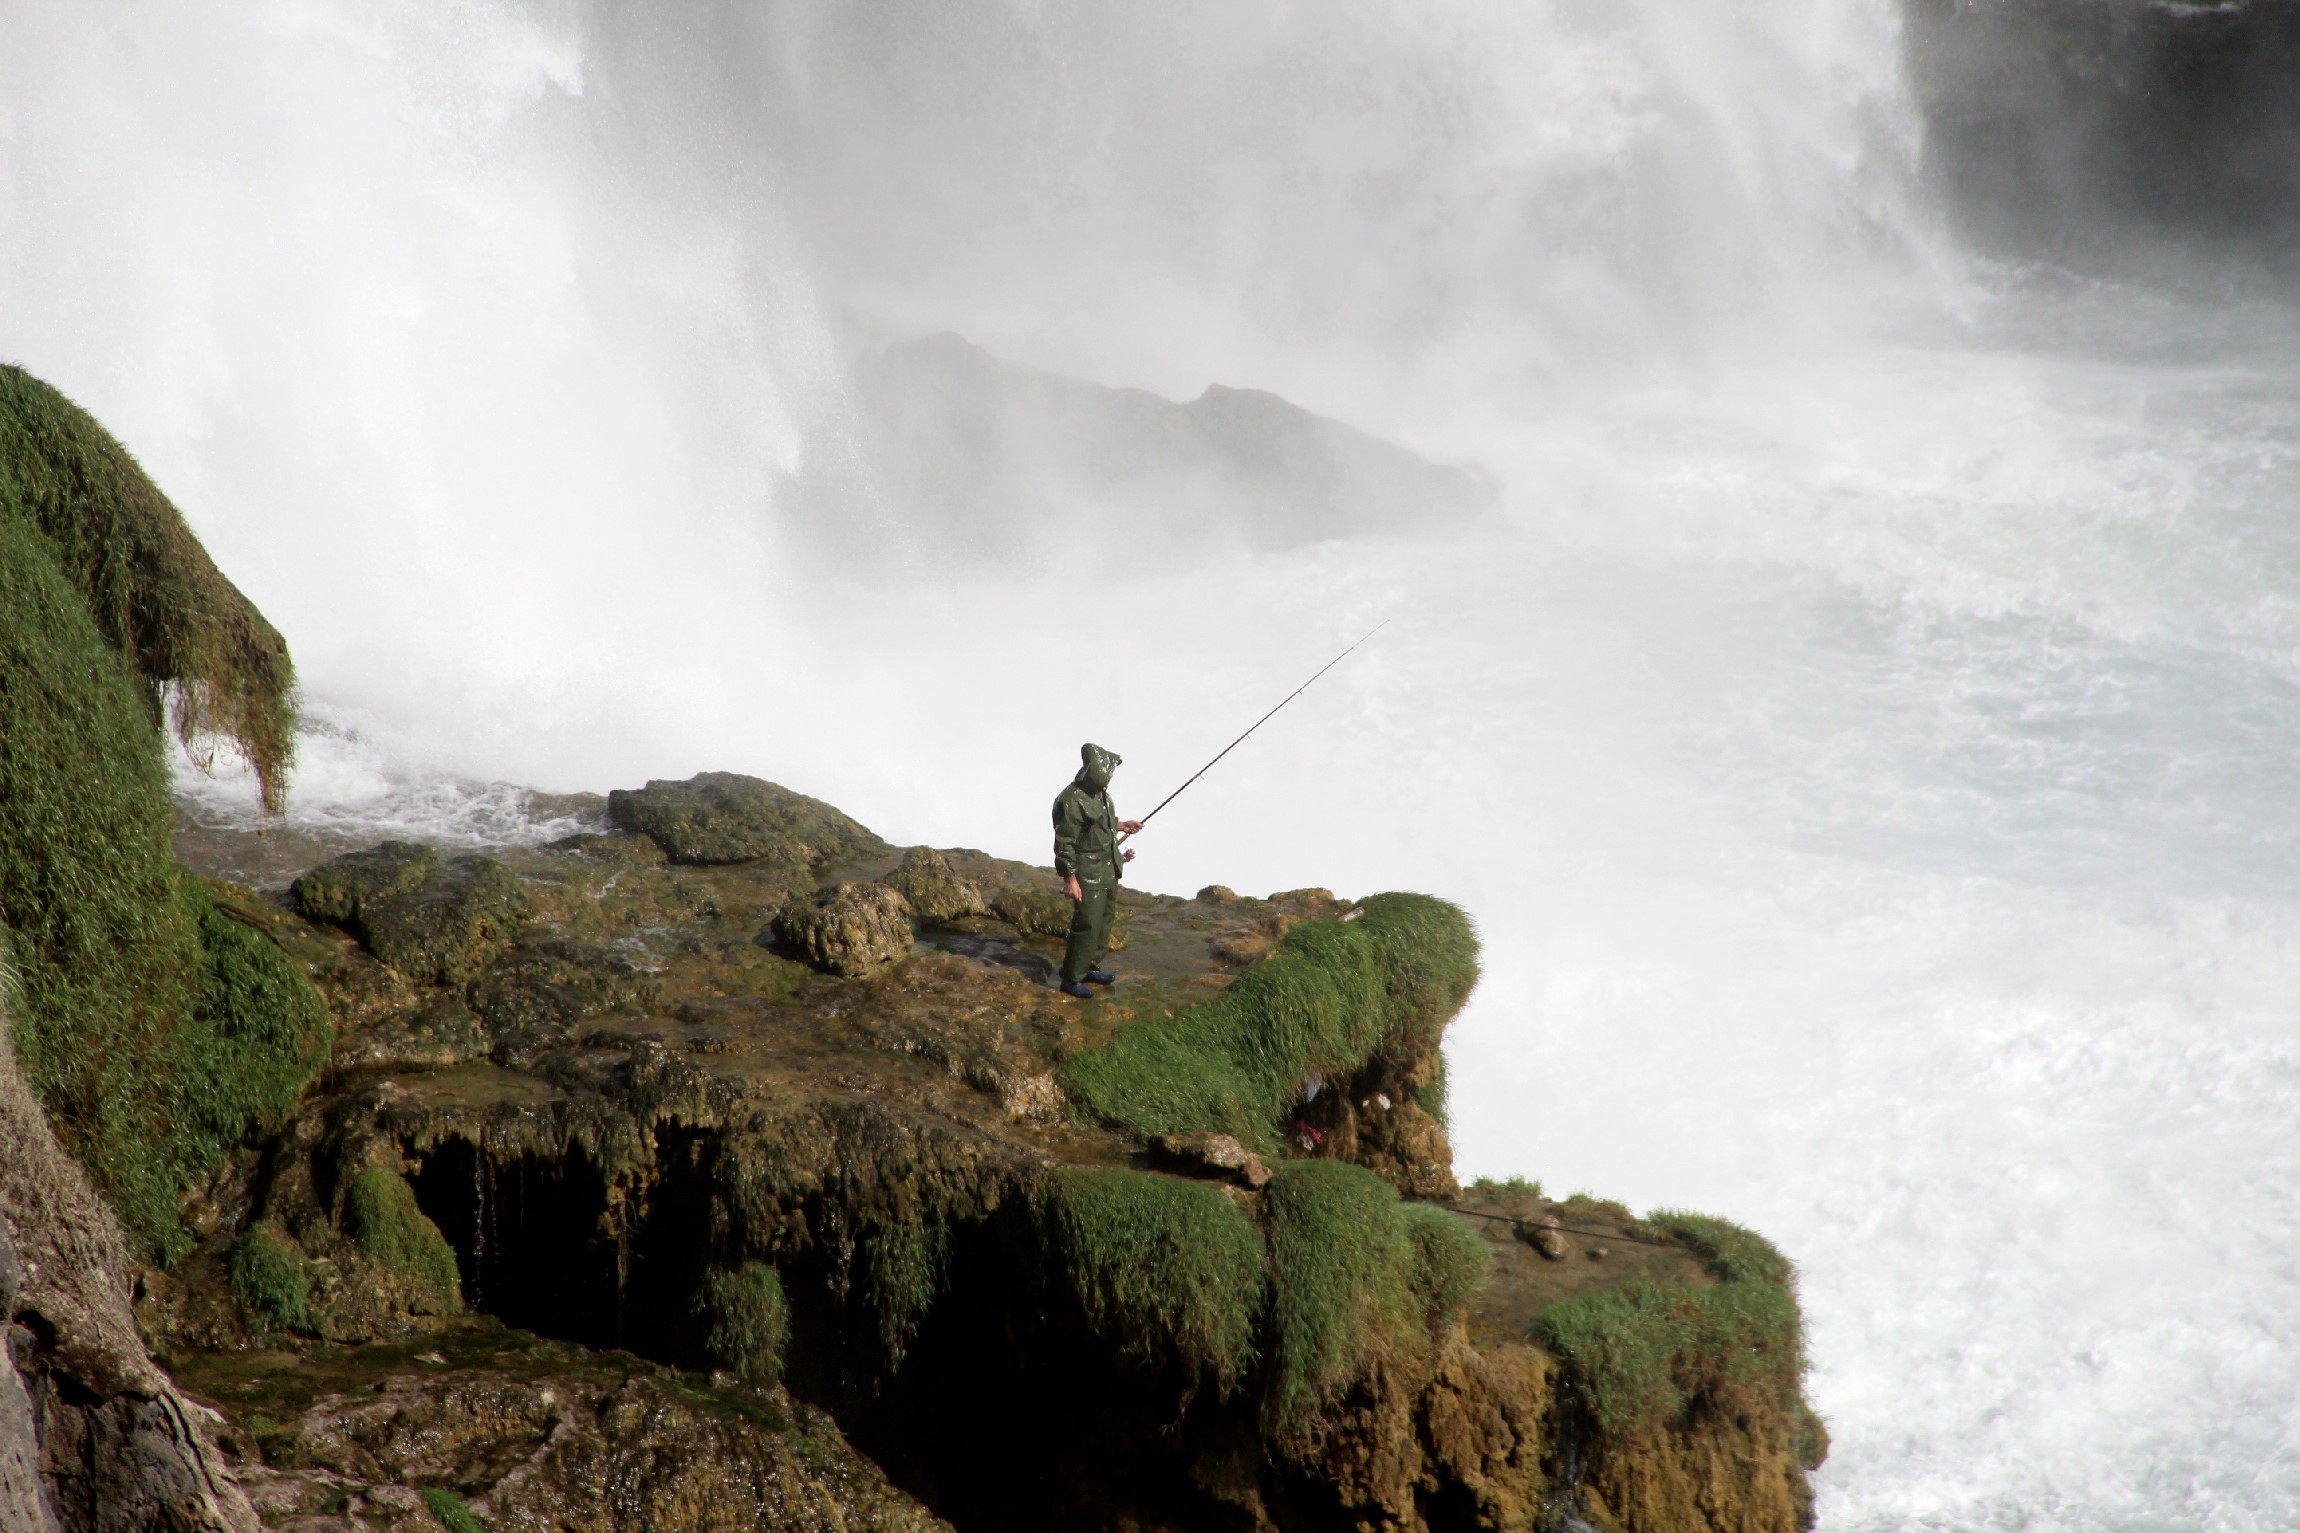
[1058,980,1096,999]
[1085,970,1118,986]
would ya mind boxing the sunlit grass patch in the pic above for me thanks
[1058,893,1478,1150]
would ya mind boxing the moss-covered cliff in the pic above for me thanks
[0,370,1824,1532]
[0,366,326,1263]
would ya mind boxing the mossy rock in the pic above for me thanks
[344,1167,464,1315]
[1035,1168,1265,1392]
[301,850,528,985]
[606,772,887,867]
[774,882,914,977]
[291,840,438,925]
[0,365,296,807]
[695,1261,789,1383]
[1059,892,1477,1152]
[0,368,354,1260]
[420,1488,488,1533]
[884,846,985,924]
[988,882,1073,938]
[230,1221,312,1333]
[1533,1212,1805,1441]
[466,938,656,1063]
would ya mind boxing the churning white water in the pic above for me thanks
[9,2,2300,1526]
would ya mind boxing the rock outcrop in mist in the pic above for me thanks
[1905,0,2300,257]
[785,334,1491,564]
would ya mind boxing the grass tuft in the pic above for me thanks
[1037,1169,1265,1392]
[229,1221,311,1333]
[1260,1160,1424,1426]
[345,1168,464,1313]
[1059,893,1478,1150]
[1648,1209,1793,1288]
[419,1487,488,1533]
[697,1261,789,1383]
[862,1220,947,1367]
[1470,1174,1544,1197]
[1533,1206,1805,1440]
[1402,1200,1491,1327]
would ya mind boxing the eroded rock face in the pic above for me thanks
[180,1328,950,1533]
[0,1007,255,1533]
[607,773,886,868]
[775,884,915,977]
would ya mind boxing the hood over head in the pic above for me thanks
[1076,743,1121,794]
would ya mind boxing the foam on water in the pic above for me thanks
[172,704,601,852]
[13,3,2300,1528]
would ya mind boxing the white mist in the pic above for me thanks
[9,2,2300,1526]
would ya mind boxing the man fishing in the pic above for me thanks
[1053,743,1141,999]
[1048,624,1387,1000]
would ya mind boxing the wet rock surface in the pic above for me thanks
[171,1320,948,1533]
[297,848,528,985]
[881,848,984,925]
[607,773,887,869]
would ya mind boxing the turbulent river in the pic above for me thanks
[9,2,2300,1527]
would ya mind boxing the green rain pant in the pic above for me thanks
[1061,875,1117,983]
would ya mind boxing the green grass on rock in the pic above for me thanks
[0,367,320,1262]
[1036,1168,1266,1393]
[229,1221,312,1333]
[1533,1210,1805,1440]
[346,1168,464,1313]
[1059,892,1478,1150]
[697,1261,790,1383]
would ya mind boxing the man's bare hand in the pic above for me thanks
[1062,873,1083,903]
[1122,849,1135,864]
[1118,819,1144,835]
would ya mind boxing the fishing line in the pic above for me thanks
[1123,619,1390,844]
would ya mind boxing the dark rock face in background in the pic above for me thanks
[785,333,1492,564]
[1905,0,2300,259]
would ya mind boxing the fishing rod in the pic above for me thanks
[1121,620,1389,845]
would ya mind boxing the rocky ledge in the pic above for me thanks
[132,770,1823,1533]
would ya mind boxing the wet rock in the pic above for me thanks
[775,883,915,977]
[995,1069,1068,1125]
[842,955,1068,1119]
[607,771,886,867]
[884,845,986,924]
[293,841,438,925]
[988,881,1073,938]
[1152,1132,1274,1189]
[359,854,528,984]
[466,938,658,1064]
[298,848,529,985]
[1268,886,1349,920]
[329,993,491,1073]
[1212,914,1291,967]
[209,1350,950,1533]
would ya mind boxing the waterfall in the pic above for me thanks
[8,2,2300,1526]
